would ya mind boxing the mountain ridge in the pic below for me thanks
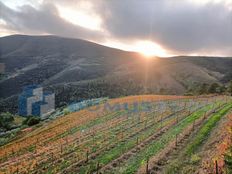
[0,35,231,113]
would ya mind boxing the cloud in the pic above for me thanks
[92,0,232,55]
[0,1,103,40]
[0,0,231,56]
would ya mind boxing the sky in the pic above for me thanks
[0,0,232,57]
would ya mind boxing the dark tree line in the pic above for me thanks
[186,80,232,96]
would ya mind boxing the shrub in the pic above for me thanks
[0,112,14,130]
[23,116,40,126]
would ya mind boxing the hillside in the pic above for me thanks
[0,95,232,174]
[0,35,232,113]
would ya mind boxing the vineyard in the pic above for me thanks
[0,95,232,174]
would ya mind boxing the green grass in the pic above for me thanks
[67,102,219,174]
[41,100,226,174]
[52,103,161,173]
[71,111,167,173]
[70,104,183,174]
[164,102,232,174]
[224,149,232,173]
[186,103,232,155]
[120,103,218,174]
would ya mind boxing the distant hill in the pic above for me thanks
[0,35,232,112]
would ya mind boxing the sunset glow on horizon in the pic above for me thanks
[133,41,169,58]
[102,40,171,58]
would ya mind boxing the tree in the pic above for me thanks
[63,108,70,115]
[0,112,14,130]
[228,81,232,96]
[198,83,209,95]
[208,83,220,94]
[218,85,226,94]
[23,116,40,126]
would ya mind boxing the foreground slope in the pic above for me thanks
[0,95,231,174]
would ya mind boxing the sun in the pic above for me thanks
[134,41,168,58]
[101,39,169,58]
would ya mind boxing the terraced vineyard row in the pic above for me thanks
[0,95,231,174]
